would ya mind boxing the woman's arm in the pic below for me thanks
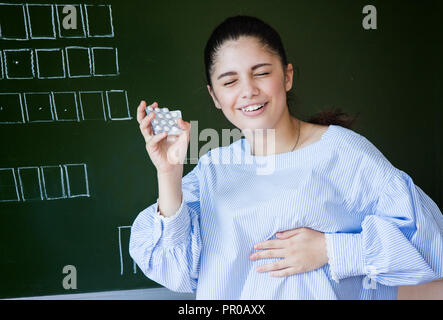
[157,168,184,217]
[324,169,443,285]
[130,100,201,293]
[250,169,443,285]
[129,164,202,293]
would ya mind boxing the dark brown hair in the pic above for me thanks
[204,15,358,129]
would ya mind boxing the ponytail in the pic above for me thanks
[307,107,359,129]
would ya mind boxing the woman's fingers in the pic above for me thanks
[255,259,289,273]
[137,100,158,124]
[147,131,168,149]
[254,239,286,250]
[250,249,286,261]
[177,118,191,142]
[138,102,189,154]
[136,100,147,124]
[269,267,299,277]
[276,228,304,239]
[139,112,154,140]
[177,118,188,129]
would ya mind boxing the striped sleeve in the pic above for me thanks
[129,164,202,293]
[325,169,443,285]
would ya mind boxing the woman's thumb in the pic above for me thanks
[178,118,190,131]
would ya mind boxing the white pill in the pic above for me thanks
[147,106,153,111]
[162,108,169,112]
[168,120,175,125]
[164,126,169,131]
[152,119,158,124]
[165,114,171,119]
[161,120,167,125]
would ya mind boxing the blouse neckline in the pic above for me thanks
[236,124,337,169]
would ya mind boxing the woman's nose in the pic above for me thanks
[241,79,260,99]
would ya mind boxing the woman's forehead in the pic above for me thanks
[213,37,276,71]
[218,37,270,58]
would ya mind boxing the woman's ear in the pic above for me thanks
[207,85,222,110]
[284,63,294,92]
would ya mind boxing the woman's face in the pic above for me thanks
[207,36,293,132]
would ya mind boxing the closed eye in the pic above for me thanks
[223,72,269,86]
[224,80,236,86]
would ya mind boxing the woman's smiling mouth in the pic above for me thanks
[239,102,268,117]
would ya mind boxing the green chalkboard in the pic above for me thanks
[0,0,441,298]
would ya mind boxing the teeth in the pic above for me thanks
[242,104,265,112]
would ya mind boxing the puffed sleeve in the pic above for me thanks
[325,169,443,286]
[129,164,202,293]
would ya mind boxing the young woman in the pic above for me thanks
[130,16,443,299]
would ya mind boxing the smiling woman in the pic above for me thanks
[204,16,358,128]
[130,15,443,300]
[204,16,358,156]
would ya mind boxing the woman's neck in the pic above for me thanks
[244,115,302,156]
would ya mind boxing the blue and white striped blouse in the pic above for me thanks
[129,124,443,299]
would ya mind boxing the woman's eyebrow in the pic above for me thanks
[217,63,272,80]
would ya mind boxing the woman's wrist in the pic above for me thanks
[157,168,183,217]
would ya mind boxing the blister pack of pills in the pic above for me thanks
[145,106,183,136]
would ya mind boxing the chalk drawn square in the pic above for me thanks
[106,90,131,120]
[79,91,105,121]
[26,4,56,39]
[0,3,28,40]
[24,92,54,123]
[0,168,20,202]
[52,92,79,122]
[0,51,3,79]
[0,93,24,124]
[65,46,91,78]
[55,4,86,38]
[4,49,34,79]
[41,165,66,200]
[63,164,90,198]
[84,4,114,38]
[17,167,43,201]
[118,226,138,275]
[91,47,119,76]
[35,48,66,79]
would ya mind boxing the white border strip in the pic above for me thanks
[7,287,196,300]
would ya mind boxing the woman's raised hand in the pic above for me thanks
[137,100,191,174]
